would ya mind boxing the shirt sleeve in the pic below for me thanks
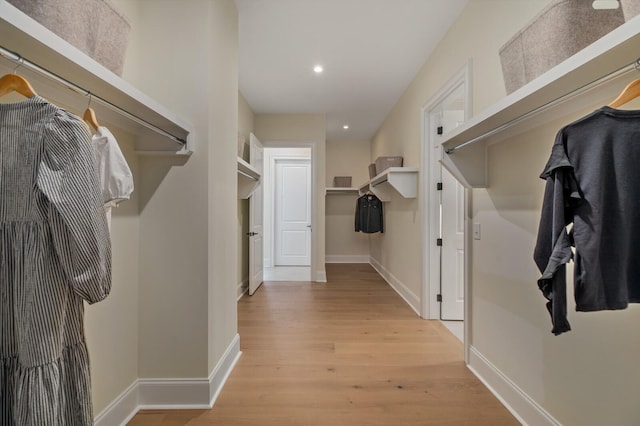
[95,127,134,207]
[37,109,112,304]
[533,131,582,335]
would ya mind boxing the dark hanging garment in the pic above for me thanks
[534,106,640,335]
[355,193,383,233]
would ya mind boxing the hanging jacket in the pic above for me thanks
[355,193,383,233]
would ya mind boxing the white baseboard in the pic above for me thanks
[369,257,420,316]
[325,255,370,263]
[94,381,139,426]
[208,333,242,407]
[94,334,241,425]
[467,346,560,426]
[237,278,248,301]
[315,269,327,282]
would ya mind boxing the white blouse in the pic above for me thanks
[91,126,133,227]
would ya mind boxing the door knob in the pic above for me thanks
[246,232,259,236]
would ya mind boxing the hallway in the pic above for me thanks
[129,264,517,425]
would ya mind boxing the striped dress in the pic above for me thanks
[0,96,111,425]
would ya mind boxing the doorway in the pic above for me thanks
[263,147,312,281]
[421,61,472,345]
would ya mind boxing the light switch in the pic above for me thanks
[473,223,481,240]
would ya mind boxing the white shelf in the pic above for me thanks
[0,2,193,155]
[237,157,261,199]
[325,187,359,195]
[357,167,418,202]
[441,16,640,188]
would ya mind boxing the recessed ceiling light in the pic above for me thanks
[343,125,349,130]
[313,65,324,73]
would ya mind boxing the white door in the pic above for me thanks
[440,167,465,320]
[249,133,264,295]
[430,91,465,320]
[274,159,311,266]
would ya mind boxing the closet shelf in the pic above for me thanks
[357,167,418,202]
[0,2,193,155]
[442,16,640,188]
[325,187,359,195]
[238,157,261,199]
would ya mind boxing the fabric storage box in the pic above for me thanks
[621,0,640,21]
[368,163,377,179]
[499,0,624,94]
[8,0,131,75]
[333,176,352,187]
[375,156,403,174]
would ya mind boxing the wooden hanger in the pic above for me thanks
[83,107,100,132]
[609,78,640,108]
[0,73,37,98]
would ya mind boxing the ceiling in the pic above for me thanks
[235,0,468,142]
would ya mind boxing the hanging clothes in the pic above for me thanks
[0,96,111,425]
[355,193,383,233]
[534,106,640,335]
[91,126,134,230]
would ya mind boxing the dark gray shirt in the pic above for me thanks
[534,106,640,335]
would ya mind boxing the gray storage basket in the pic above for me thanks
[8,0,131,75]
[333,176,352,188]
[499,0,624,94]
[375,156,403,174]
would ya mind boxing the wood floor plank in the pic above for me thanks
[128,263,518,425]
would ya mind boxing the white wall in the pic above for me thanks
[84,128,139,412]
[254,114,327,281]
[85,0,240,416]
[372,0,640,424]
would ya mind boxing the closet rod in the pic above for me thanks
[0,45,186,146]
[446,58,640,154]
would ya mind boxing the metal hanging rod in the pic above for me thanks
[446,58,640,154]
[0,45,186,146]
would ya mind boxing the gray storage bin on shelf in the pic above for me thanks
[333,176,352,187]
[368,163,377,179]
[621,0,640,21]
[375,156,403,174]
[499,0,624,94]
[8,0,131,75]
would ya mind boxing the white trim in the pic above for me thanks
[137,379,211,409]
[237,279,248,301]
[93,334,241,425]
[421,59,473,322]
[208,334,242,407]
[467,346,561,426]
[94,381,139,426]
[369,257,420,316]
[315,269,327,282]
[262,141,321,283]
[325,255,370,263]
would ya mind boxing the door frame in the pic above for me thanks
[262,140,318,281]
[273,157,312,266]
[420,60,472,360]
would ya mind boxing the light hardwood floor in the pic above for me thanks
[128,263,518,425]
